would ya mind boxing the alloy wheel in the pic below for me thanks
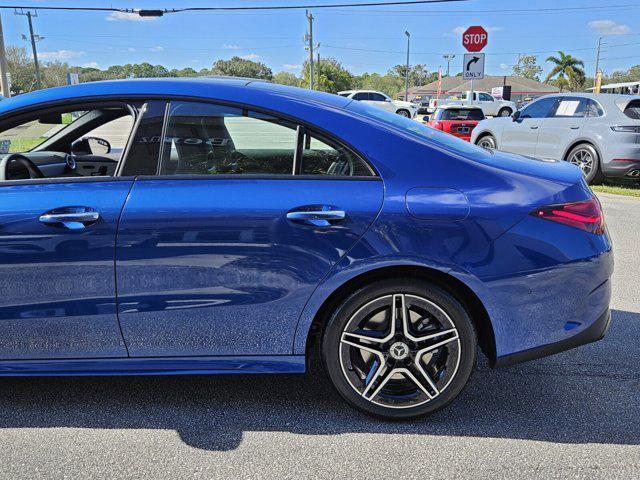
[478,136,495,149]
[397,110,411,118]
[339,293,461,409]
[568,148,594,177]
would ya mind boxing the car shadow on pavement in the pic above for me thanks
[0,308,638,451]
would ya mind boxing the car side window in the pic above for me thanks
[551,97,590,118]
[370,93,387,102]
[520,97,558,119]
[478,93,493,102]
[299,129,373,176]
[121,101,166,176]
[353,92,370,101]
[586,99,604,117]
[157,101,374,178]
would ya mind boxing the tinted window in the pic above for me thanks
[353,92,370,101]
[160,102,298,176]
[478,93,493,102]
[300,130,372,176]
[120,101,166,176]
[520,97,558,119]
[441,108,484,120]
[551,97,590,118]
[623,100,640,119]
[369,93,388,102]
[586,99,604,117]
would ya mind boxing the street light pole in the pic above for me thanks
[305,10,314,90]
[404,31,410,101]
[443,54,455,77]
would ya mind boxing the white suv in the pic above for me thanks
[338,90,417,118]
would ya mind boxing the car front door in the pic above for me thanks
[535,97,588,160]
[477,92,497,116]
[115,100,383,357]
[499,96,559,156]
[0,104,142,360]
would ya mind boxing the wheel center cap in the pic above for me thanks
[389,341,409,360]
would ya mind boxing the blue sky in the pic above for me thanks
[3,0,639,78]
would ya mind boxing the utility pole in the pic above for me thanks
[594,36,604,93]
[443,53,455,77]
[0,14,10,97]
[305,10,314,90]
[404,31,410,101]
[15,9,42,89]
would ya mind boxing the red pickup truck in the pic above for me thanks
[426,105,485,142]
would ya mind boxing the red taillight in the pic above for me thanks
[531,197,605,234]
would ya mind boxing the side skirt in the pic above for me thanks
[0,355,306,377]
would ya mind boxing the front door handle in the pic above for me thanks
[530,125,539,130]
[286,207,346,227]
[569,126,580,130]
[39,207,100,230]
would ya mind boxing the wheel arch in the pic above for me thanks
[302,264,496,367]
[562,138,602,163]
[474,130,497,148]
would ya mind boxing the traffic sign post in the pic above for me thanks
[463,53,485,80]
[461,26,488,106]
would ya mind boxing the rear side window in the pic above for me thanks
[369,93,387,102]
[441,108,484,120]
[160,101,297,175]
[120,101,166,176]
[551,97,590,118]
[520,97,558,119]
[353,92,370,101]
[158,101,375,177]
[623,100,640,119]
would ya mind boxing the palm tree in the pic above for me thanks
[544,51,585,92]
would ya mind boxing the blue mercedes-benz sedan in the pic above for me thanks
[0,78,612,419]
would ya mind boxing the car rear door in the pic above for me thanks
[499,96,559,155]
[115,100,383,357]
[535,97,588,160]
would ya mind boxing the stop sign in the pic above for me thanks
[462,26,488,52]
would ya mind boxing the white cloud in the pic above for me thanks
[240,53,260,60]
[222,44,240,50]
[82,62,100,69]
[499,63,510,70]
[451,25,503,36]
[38,49,85,60]
[127,47,136,52]
[106,11,156,22]
[149,46,164,52]
[283,63,301,70]
[588,20,630,35]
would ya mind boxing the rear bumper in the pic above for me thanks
[602,159,640,178]
[494,307,611,367]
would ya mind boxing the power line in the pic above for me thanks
[0,1,469,15]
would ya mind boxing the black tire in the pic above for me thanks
[396,109,411,118]
[476,134,496,150]
[498,107,512,117]
[322,278,477,420]
[566,143,603,185]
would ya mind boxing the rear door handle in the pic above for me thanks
[286,208,346,227]
[530,126,539,130]
[570,126,580,130]
[39,208,100,230]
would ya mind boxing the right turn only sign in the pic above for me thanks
[463,53,485,80]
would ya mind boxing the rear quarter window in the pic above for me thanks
[623,99,640,119]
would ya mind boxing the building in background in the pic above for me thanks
[399,75,560,107]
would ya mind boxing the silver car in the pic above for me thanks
[471,93,640,184]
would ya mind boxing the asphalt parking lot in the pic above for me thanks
[0,193,638,479]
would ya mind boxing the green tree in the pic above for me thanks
[301,57,353,93]
[605,64,640,84]
[354,72,404,97]
[544,51,585,92]
[273,71,301,87]
[512,55,543,81]
[387,64,437,88]
[211,56,273,80]
[6,45,36,94]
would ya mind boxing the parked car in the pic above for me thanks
[412,96,434,115]
[426,105,485,141]
[471,93,640,184]
[428,91,517,117]
[338,89,417,118]
[0,78,612,419]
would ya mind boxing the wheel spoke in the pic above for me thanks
[415,330,459,356]
[341,332,386,355]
